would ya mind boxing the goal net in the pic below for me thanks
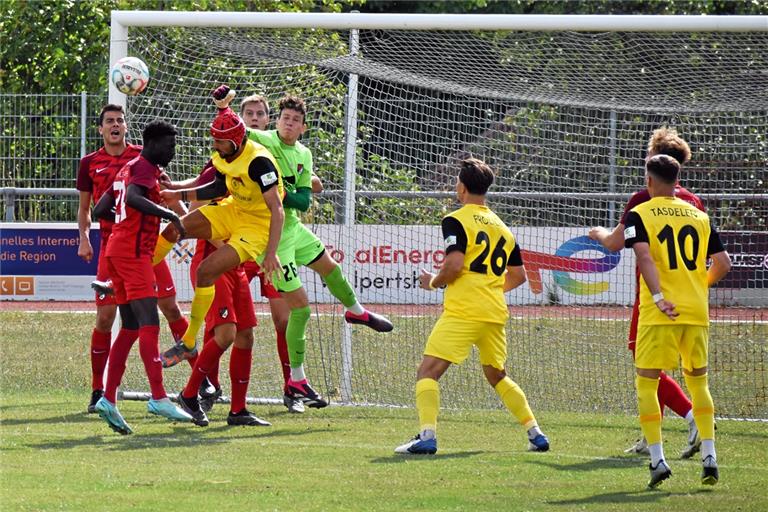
[113,13,767,419]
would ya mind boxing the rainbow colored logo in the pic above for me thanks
[521,236,621,296]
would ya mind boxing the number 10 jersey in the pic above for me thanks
[624,196,725,326]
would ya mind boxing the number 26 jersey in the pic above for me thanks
[441,204,523,325]
[624,196,725,326]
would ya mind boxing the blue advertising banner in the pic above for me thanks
[1,223,101,300]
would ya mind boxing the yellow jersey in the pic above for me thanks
[624,196,725,326]
[211,139,283,229]
[441,204,522,324]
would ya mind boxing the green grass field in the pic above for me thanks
[1,311,767,511]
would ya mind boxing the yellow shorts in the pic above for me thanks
[198,202,270,264]
[424,315,506,370]
[636,324,709,372]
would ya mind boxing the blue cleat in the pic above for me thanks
[395,433,438,455]
[147,397,193,422]
[94,396,133,435]
[528,433,550,452]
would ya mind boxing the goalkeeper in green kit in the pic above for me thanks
[212,85,393,408]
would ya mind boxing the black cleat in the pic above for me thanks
[177,390,209,427]
[91,279,114,296]
[701,455,719,485]
[648,460,672,489]
[286,379,328,409]
[199,386,222,414]
[283,392,305,413]
[344,310,393,333]
[227,409,271,427]
[87,389,104,414]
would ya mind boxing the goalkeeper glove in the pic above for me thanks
[212,84,236,109]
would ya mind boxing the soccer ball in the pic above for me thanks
[110,57,149,96]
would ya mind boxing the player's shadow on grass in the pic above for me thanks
[369,451,484,464]
[547,488,713,506]
[0,411,95,426]
[529,456,643,472]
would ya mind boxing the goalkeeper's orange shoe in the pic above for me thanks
[161,341,198,368]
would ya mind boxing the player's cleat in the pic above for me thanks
[227,409,271,427]
[147,397,194,422]
[285,379,328,409]
[177,391,209,427]
[199,385,222,414]
[161,341,198,368]
[647,460,672,489]
[527,433,550,452]
[283,392,306,413]
[394,433,438,455]
[94,397,133,435]
[701,455,719,485]
[344,310,394,333]
[625,437,650,455]
[90,279,114,296]
[87,389,104,414]
[681,421,701,459]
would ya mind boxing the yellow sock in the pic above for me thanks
[495,377,537,430]
[152,235,175,266]
[636,375,662,445]
[180,285,215,349]
[415,378,439,433]
[684,373,716,440]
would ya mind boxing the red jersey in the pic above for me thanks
[105,156,163,259]
[76,144,142,234]
[622,185,705,345]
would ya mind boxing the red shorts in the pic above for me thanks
[242,260,280,299]
[204,266,257,334]
[628,294,640,354]
[106,255,157,304]
[96,236,176,304]
[95,236,116,306]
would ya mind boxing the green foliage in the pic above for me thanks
[0,0,362,94]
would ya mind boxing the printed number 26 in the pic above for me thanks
[469,231,507,276]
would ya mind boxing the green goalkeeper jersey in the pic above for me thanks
[247,128,313,229]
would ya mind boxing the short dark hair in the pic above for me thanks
[459,158,494,195]
[98,104,124,126]
[646,154,680,184]
[142,119,178,145]
[278,94,307,122]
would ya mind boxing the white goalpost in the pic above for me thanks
[109,11,768,419]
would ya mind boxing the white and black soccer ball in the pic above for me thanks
[110,57,149,96]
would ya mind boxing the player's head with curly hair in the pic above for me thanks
[459,158,495,196]
[142,119,178,167]
[276,94,307,144]
[647,126,691,165]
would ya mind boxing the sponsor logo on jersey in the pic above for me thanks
[444,235,457,247]
[624,226,636,239]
